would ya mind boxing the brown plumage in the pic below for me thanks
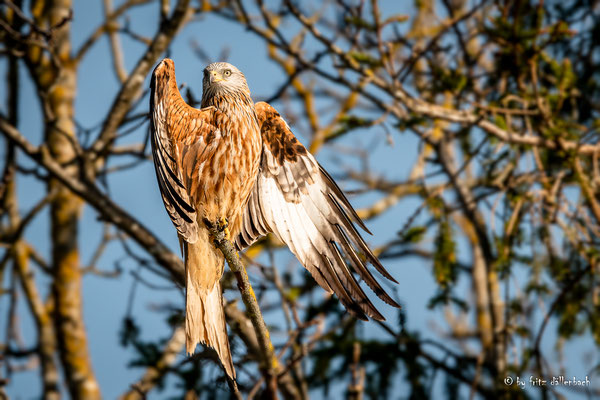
[150,59,399,379]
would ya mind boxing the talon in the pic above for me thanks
[217,217,229,231]
[218,217,230,241]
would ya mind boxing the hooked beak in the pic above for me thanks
[209,71,223,83]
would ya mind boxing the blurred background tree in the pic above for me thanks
[1,0,600,399]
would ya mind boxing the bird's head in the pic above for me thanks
[202,62,250,98]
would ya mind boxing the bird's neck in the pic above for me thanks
[201,91,254,114]
[200,92,258,138]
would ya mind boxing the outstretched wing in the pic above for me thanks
[236,101,399,321]
[150,59,218,243]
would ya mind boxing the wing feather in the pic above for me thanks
[236,101,400,321]
[150,60,218,243]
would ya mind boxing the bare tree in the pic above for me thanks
[1,0,599,399]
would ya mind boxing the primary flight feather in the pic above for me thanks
[150,59,399,379]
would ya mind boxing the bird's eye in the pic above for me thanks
[223,70,231,77]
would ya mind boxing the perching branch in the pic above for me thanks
[0,115,302,398]
[206,221,279,399]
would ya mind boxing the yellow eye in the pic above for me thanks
[223,70,231,77]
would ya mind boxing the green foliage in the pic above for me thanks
[494,114,508,131]
[329,114,374,141]
[344,16,376,31]
[395,115,428,131]
[432,217,457,290]
[429,63,469,94]
[348,51,383,68]
[120,314,230,398]
[306,318,432,400]
[400,225,427,243]
[120,317,170,391]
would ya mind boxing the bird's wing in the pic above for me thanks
[150,59,218,244]
[236,101,399,321]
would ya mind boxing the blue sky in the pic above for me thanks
[1,1,598,398]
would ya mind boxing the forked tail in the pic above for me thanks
[184,229,235,379]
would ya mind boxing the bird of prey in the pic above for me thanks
[150,59,399,379]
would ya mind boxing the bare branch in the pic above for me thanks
[205,221,279,399]
[90,0,194,161]
[0,117,185,284]
[120,325,186,400]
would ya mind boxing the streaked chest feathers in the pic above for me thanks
[174,93,262,225]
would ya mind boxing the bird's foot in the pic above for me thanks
[217,217,230,241]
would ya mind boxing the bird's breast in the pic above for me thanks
[194,107,262,233]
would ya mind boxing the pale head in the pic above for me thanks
[202,62,250,100]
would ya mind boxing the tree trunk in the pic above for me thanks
[27,1,102,398]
